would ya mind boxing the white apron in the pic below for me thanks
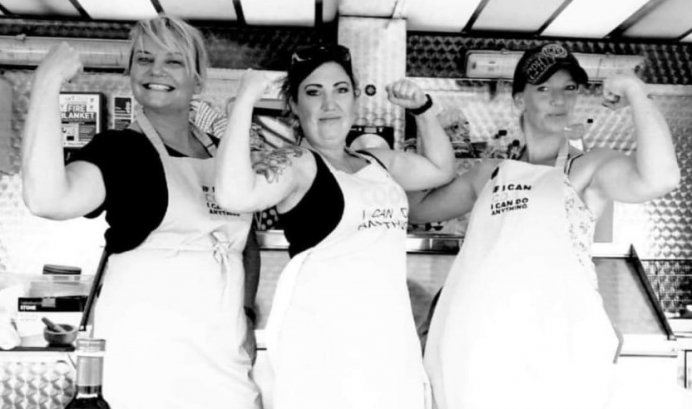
[93,109,261,409]
[265,151,430,409]
[424,145,619,409]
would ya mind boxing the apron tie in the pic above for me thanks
[211,231,239,309]
[211,232,234,265]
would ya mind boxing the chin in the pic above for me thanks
[545,120,568,133]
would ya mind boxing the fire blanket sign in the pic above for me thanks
[60,92,105,148]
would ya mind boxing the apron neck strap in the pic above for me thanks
[554,138,570,171]
[132,105,217,157]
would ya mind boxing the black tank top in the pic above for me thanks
[280,151,345,257]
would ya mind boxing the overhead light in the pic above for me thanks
[464,50,523,79]
[406,0,483,32]
[464,50,646,81]
[541,0,650,38]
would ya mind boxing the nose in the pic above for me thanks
[550,89,566,106]
[150,59,165,76]
[321,92,336,111]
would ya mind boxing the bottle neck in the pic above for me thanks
[74,355,104,396]
[74,385,104,399]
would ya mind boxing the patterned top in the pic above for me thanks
[563,175,598,287]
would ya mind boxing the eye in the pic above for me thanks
[166,59,185,67]
[565,84,578,92]
[135,56,153,65]
[304,87,320,96]
[336,85,351,94]
[536,86,549,92]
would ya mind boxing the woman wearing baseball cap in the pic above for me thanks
[411,42,680,409]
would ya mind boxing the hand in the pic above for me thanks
[601,72,648,110]
[236,69,273,105]
[35,42,83,86]
[385,79,427,110]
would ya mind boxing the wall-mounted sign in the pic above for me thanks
[60,92,105,148]
[112,95,134,130]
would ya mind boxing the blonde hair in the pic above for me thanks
[126,15,209,90]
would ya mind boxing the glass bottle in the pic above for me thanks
[65,338,110,409]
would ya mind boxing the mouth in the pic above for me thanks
[143,83,174,91]
[549,112,568,118]
[319,116,341,123]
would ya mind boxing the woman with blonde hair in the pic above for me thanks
[22,16,261,409]
[413,42,681,409]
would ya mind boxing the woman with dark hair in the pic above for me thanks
[215,44,455,409]
[412,42,680,409]
[22,16,261,409]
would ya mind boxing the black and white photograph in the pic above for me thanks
[0,1,691,408]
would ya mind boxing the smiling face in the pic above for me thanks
[289,62,356,149]
[129,34,201,114]
[514,69,579,135]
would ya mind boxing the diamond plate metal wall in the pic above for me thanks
[0,357,75,409]
[643,259,692,314]
[406,34,692,85]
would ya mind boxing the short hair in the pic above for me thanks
[280,44,358,107]
[126,15,209,90]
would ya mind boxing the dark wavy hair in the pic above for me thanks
[280,44,359,108]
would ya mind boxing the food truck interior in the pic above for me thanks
[0,0,691,408]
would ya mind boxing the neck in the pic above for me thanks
[142,107,191,146]
[522,129,565,166]
[312,144,361,173]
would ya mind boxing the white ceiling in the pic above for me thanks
[0,0,691,43]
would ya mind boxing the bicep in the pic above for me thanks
[369,149,451,191]
[590,152,656,203]
[408,173,477,224]
[49,161,106,219]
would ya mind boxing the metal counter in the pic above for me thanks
[257,230,634,256]
[257,230,464,254]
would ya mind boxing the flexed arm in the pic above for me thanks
[22,42,105,220]
[215,70,307,213]
[365,79,455,191]
[408,159,497,224]
[589,74,680,203]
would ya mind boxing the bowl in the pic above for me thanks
[43,324,78,346]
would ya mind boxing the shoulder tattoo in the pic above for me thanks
[253,147,305,184]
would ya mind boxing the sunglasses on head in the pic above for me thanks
[291,44,351,65]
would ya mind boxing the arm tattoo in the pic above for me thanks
[253,147,305,184]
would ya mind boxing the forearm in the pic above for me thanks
[414,109,455,182]
[214,94,257,212]
[628,88,680,192]
[21,77,70,214]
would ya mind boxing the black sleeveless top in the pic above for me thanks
[279,151,344,258]
[67,129,219,254]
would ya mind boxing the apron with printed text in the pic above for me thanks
[93,109,261,409]
[265,151,430,409]
[424,145,619,409]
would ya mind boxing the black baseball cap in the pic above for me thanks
[512,43,588,96]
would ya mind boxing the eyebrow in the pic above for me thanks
[303,81,351,88]
[133,49,184,58]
